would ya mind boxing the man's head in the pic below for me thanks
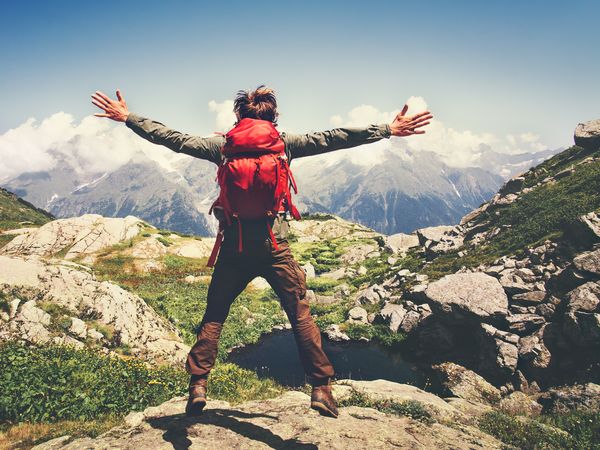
[233,85,278,124]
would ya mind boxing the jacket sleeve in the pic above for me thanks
[283,124,392,160]
[125,113,225,164]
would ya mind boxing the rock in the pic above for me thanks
[324,324,350,341]
[249,277,270,290]
[538,383,600,413]
[387,256,397,265]
[9,298,20,319]
[39,385,503,450]
[323,267,347,280]
[305,290,320,304]
[574,211,600,242]
[301,262,316,279]
[87,328,105,341]
[340,243,378,265]
[128,238,167,259]
[347,306,368,324]
[354,284,384,305]
[574,119,600,149]
[377,302,408,333]
[357,265,367,275]
[498,176,526,195]
[506,314,546,335]
[0,256,189,365]
[397,268,412,278]
[334,379,462,423]
[511,291,546,305]
[460,204,489,226]
[385,233,419,254]
[432,362,501,405]
[563,281,600,346]
[518,327,552,369]
[573,248,600,276]
[425,273,508,320]
[498,270,532,295]
[499,392,542,417]
[565,281,600,313]
[416,225,456,246]
[183,275,198,284]
[0,215,143,260]
[478,324,519,378]
[170,238,215,259]
[68,317,87,338]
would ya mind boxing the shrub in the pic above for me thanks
[0,341,187,424]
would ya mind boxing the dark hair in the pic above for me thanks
[233,85,278,124]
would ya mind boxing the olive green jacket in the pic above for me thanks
[125,113,391,241]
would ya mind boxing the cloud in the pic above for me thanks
[208,100,236,132]
[0,112,183,182]
[328,96,550,168]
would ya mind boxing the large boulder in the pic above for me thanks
[574,119,600,149]
[385,232,419,254]
[432,362,501,405]
[478,323,519,378]
[333,379,462,423]
[563,281,600,346]
[573,248,600,276]
[36,386,503,449]
[538,383,600,413]
[425,273,508,320]
[1,215,143,260]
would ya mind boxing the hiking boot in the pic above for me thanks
[185,378,207,417]
[310,382,339,418]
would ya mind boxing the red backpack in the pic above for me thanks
[207,118,301,266]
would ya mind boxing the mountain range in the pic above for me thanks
[2,140,560,236]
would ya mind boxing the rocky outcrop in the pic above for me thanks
[432,362,501,405]
[424,273,508,319]
[416,225,464,258]
[34,381,503,449]
[1,214,144,262]
[0,255,189,365]
[574,119,600,149]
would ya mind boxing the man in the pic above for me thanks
[91,86,432,418]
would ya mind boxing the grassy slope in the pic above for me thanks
[422,145,600,279]
[0,187,54,231]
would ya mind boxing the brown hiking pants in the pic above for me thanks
[185,237,335,385]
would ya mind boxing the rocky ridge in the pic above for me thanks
[0,215,192,365]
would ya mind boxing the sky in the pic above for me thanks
[1,0,599,180]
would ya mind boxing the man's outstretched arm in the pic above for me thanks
[285,104,432,159]
[91,90,223,164]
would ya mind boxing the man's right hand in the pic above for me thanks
[389,104,433,137]
[91,90,130,122]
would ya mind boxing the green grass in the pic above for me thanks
[0,341,284,448]
[0,188,54,231]
[479,409,600,450]
[91,252,287,357]
[341,323,406,348]
[339,389,434,424]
